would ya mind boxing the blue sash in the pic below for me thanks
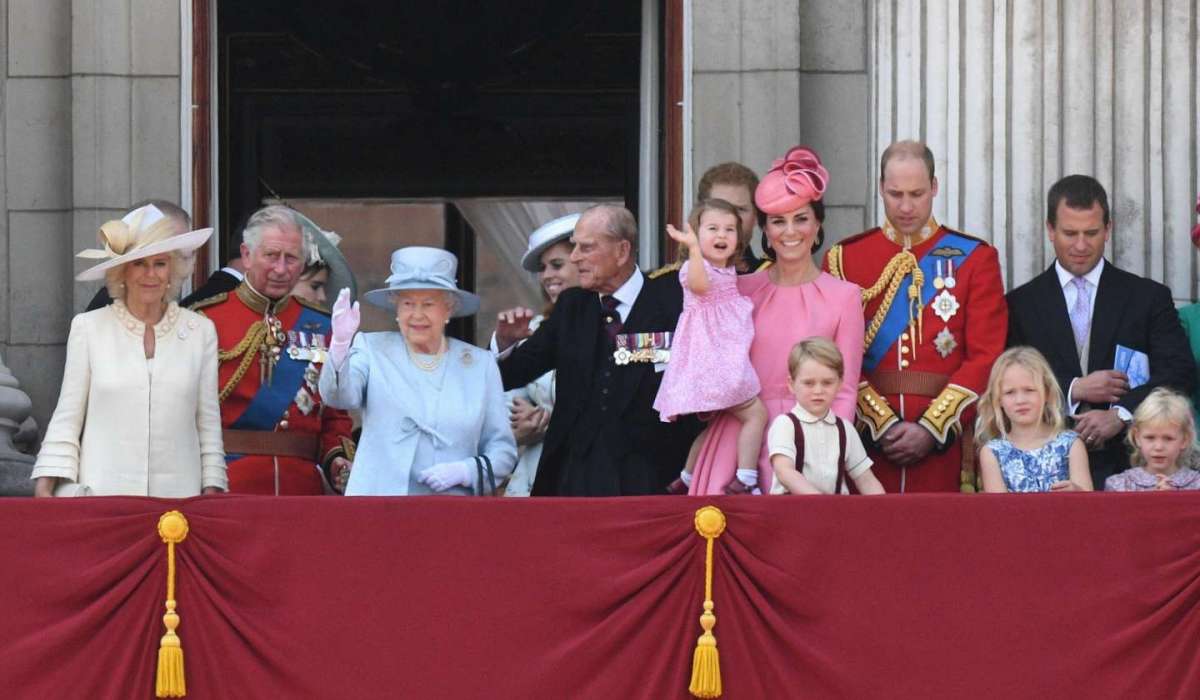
[862,231,981,373]
[229,306,331,431]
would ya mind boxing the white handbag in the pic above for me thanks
[52,481,93,497]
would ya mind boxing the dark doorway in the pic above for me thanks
[218,1,645,341]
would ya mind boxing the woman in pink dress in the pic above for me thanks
[689,146,865,495]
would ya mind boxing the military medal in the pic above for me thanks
[933,261,945,290]
[934,327,957,358]
[932,290,960,323]
[613,332,671,365]
[944,260,957,289]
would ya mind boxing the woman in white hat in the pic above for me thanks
[497,213,580,496]
[32,204,226,497]
[320,247,516,495]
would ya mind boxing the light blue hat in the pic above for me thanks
[363,246,480,317]
[521,213,580,272]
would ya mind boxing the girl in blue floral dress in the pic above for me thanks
[977,347,1093,492]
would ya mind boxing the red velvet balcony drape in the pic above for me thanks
[1,493,1198,699]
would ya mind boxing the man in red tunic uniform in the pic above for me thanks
[193,205,353,494]
[824,141,1007,492]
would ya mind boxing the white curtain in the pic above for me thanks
[452,199,616,302]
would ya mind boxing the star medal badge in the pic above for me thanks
[932,289,960,323]
[613,331,671,365]
[934,327,957,358]
[294,385,315,415]
[304,363,320,392]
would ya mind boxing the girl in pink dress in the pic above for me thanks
[689,146,865,495]
[655,199,767,492]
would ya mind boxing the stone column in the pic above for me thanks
[871,0,1200,295]
[0,351,35,496]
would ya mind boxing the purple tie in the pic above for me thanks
[1069,276,1090,355]
[601,295,623,346]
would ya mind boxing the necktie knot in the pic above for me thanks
[600,295,623,346]
[1071,276,1089,294]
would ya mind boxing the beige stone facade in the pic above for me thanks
[1,0,183,435]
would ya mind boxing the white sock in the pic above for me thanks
[679,470,693,487]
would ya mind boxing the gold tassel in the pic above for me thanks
[689,506,727,699]
[156,511,190,698]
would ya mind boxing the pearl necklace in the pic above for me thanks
[113,299,179,339]
[408,338,447,372]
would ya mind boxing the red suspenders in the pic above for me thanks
[785,413,849,494]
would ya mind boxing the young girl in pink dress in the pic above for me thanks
[655,198,768,492]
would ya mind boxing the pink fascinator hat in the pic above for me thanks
[754,146,830,215]
[1191,193,1200,248]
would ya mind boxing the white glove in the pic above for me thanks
[417,460,476,492]
[330,288,360,369]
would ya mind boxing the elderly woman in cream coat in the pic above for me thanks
[320,247,516,495]
[32,204,226,497]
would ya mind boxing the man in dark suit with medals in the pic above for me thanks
[1006,175,1194,487]
[496,204,699,496]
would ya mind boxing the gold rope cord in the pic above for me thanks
[861,252,925,349]
[217,320,266,402]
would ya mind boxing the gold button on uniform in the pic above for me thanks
[901,346,910,354]
[901,360,910,368]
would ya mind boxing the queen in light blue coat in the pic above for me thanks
[320,247,516,496]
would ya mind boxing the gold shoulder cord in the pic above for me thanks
[860,252,924,350]
[826,244,844,279]
[217,320,266,402]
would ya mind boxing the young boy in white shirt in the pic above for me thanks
[768,338,886,495]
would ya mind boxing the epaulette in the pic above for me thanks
[188,292,227,313]
[941,227,992,246]
[834,228,880,248]
[647,262,681,280]
[293,295,332,315]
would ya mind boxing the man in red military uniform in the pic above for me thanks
[193,205,353,494]
[825,141,1007,492]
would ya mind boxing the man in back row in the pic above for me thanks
[1006,174,1194,488]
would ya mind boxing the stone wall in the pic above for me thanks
[691,0,871,250]
[1,0,182,436]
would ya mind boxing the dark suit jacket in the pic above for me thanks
[1007,261,1195,483]
[180,269,241,309]
[499,271,700,496]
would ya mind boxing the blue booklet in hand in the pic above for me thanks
[1114,344,1150,389]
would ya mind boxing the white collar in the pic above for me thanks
[221,266,245,281]
[1054,257,1104,289]
[602,267,644,307]
[792,404,837,425]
